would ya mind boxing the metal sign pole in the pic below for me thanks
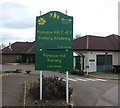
[39,11,42,100]
[87,68,88,75]
[40,71,42,100]
[66,71,69,103]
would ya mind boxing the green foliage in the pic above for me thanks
[4,71,16,73]
[26,70,31,74]
[4,69,22,73]
[70,70,85,76]
[28,76,73,100]
[16,69,22,73]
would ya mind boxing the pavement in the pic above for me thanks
[87,71,119,80]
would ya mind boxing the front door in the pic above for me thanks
[75,56,81,70]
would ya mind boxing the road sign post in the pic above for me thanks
[40,71,42,100]
[86,66,89,75]
[35,11,73,103]
[66,71,69,103]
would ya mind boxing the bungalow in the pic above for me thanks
[2,42,35,63]
[74,34,120,72]
[2,34,120,72]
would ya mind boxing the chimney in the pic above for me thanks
[86,35,89,49]
[9,42,12,50]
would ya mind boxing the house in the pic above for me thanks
[2,42,35,63]
[74,34,120,72]
[2,34,120,72]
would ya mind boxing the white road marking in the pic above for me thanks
[68,78,77,81]
[84,78,96,81]
[75,78,87,81]
[94,78,107,82]
[63,78,77,82]
[63,78,107,82]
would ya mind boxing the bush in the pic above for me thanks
[70,70,85,76]
[26,70,31,74]
[15,69,22,73]
[4,69,22,73]
[28,76,73,100]
[4,71,16,73]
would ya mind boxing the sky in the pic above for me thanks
[0,0,119,46]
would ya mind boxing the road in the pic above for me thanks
[1,64,119,106]
[69,77,118,106]
[43,71,119,106]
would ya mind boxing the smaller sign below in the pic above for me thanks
[86,66,89,68]
[35,50,73,71]
[89,59,95,62]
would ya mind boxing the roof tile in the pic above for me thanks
[2,34,120,54]
[74,34,120,51]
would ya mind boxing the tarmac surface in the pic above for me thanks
[2,74,39,106]
[1,64,119,107]
[1,63,119,79]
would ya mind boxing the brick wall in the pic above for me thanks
[2,55,17,64]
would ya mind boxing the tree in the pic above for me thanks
[74,34,81,39]
[0,43,6,50]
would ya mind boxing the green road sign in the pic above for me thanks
[35,11,73,71]
[86,66,89,68]
[89,59,95,62]
[35,11,73,50]
[35,50,73,71]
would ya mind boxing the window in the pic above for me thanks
[16,55,22,62]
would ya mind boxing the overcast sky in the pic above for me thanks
[0,0,119,45]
